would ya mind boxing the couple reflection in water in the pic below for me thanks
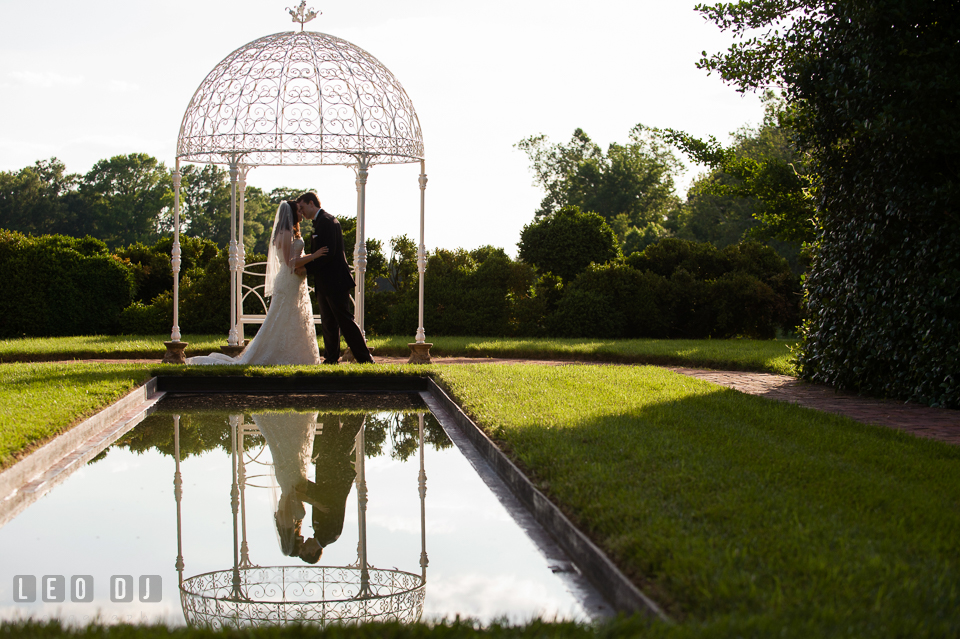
[254,412,363,564]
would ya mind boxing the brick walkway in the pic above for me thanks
[60,356,960,446]
[663,367,960,446]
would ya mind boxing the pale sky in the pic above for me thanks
[0,0,762,255]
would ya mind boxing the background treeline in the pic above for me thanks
[0,102,806,341]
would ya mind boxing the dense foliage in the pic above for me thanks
[0,231,134,337]
[517,206,621,284]
[552,239,799,339]
[663,94,815,248]
[789,1,960,406]
[696,0,960,406]
[516,126,680,253]
[369,246,539,337]
[0,154,312,252]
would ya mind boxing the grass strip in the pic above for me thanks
[0,335,229,362]
[0,335,797,375]
[436,364,960,637]
[0,362,154,469]
[367,336,796,376]
[0,618,658,639]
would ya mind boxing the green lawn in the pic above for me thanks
[3,362,956,637]
[0,362,154,468]
[436,365,960,636]
[0,335,797,375]
[0,335,230,362]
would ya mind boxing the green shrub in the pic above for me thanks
[0,230,134,337]
[370,247,538,338]
[518,206,621,283]
[118,246,244,336]
[119,297,171,335]
[793,0,960,407]
[711,271,779,339]
[550,264,667,338]
[627,238,800,336]
[627,237,730,280]
[549,244,792,339]
[116,236,219,304]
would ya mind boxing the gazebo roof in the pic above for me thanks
[177,30,424,167]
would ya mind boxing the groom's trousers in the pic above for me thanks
[316,289,373,364]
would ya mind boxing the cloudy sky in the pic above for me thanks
[0,0,762,254]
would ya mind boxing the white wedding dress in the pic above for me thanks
[255,412,317,524]
[186,237,322,366]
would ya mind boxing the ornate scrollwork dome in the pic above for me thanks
[177,31,424,166]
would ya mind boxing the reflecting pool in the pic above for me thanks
[0,393,606,627]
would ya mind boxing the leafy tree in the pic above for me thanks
[516,125,683,235]
[695,0,825,93]
[385,235,419,294]
[698,0,960,406]
[241,186,276,255]
[179,164,231,246]
[662,94,815,244]
[0,158,79,236]
[77,153,173,248]
[517,206,621,283]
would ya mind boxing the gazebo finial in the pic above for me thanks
[287,2,319,31]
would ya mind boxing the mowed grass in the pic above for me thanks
[0,334,796,375]
[437,364,960,636]
[2,362,956,636]
[0,362,153,469]
[369,336,797,375]
[0,335,229,362]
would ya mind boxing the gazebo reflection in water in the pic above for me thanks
[171,411,429,628]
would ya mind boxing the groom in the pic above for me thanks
[295,192,374,364]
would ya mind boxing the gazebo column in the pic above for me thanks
[236,166,250,348]
[408,160,432,364]
[418,411,428,581]
[224,159,244,356]
[354,156,370,335]
[173,414,184,586]
[163,160,187,364]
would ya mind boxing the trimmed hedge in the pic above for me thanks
[372,247,538,337]
[792,1,960,407]
[0,230,134,337]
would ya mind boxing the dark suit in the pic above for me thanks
[305,209,373,363]
[304,415,365,548]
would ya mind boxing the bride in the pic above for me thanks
[186,201,327,365]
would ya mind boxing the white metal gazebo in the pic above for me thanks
[164,4,431,363]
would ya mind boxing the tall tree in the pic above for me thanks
[664,94,815,246]
[179,164,231,246]
[517,206,621,284]
[516,125,682,233]
[698,0,960,406]
[0,159,79,236]
[78,153,172,248]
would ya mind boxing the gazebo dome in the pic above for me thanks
[177,30,424,167]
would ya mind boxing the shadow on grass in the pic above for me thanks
[503,388,960,634]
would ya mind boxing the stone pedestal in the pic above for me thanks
[162,341,188,365]
[221,341,248,358]
[408,343,433,364]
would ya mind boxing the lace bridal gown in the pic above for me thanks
[186,236,322,366]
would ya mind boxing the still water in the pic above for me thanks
[0,393,602,627]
